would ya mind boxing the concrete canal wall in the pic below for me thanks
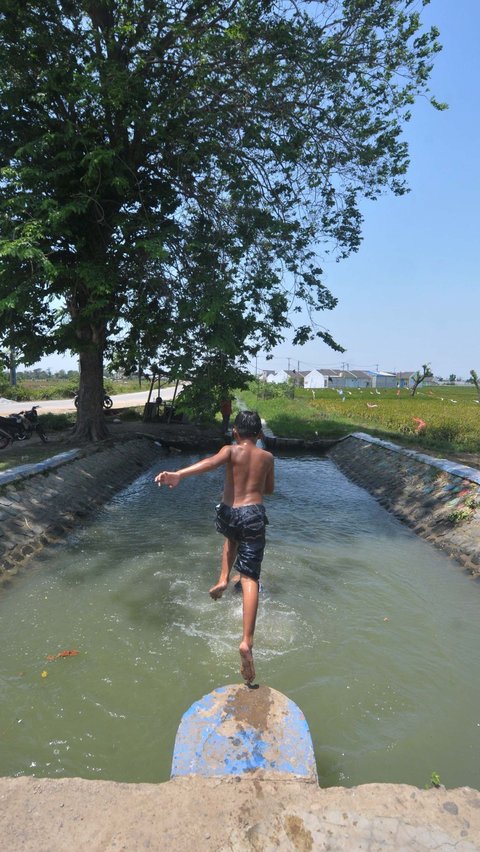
[0,436,164,585]
[3,428,480,583]
[329,432,480,578]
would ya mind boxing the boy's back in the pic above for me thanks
[223,442,274,508]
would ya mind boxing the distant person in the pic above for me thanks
[154,410,274,684]
[220,395,233,434]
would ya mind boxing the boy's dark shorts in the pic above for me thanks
[215,503,268,582]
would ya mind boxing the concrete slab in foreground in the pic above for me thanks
[1,775,479,850]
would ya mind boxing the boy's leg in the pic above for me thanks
[209,538,238,599]
[239,576,259,684]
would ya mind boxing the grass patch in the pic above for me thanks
[0,444,64,474]
[116,406,143,421]
[0,412,77,474]
[240,384,480,455]
[38,412,76,431]
[0,376,160,402]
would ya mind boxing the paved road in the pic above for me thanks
[0,387,179,415]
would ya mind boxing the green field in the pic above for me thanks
[0,376,145,402]
[241,384,480,455]
[2,380,479,465]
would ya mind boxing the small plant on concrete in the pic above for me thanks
[424,771,442,789]
[448,507,474,524]
[464,495,478,510]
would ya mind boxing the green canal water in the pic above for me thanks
[1,454,480,789]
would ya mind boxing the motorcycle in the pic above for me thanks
[0,405,48,449]
[74,391,113,410]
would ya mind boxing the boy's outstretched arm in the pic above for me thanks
[155,445,231,488]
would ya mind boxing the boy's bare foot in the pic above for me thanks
[209,581,228,600]
[239,641,255,683]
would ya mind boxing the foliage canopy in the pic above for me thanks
[0,0,442,437]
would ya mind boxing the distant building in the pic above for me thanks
[304,368,373,389]
[304,369,329,389]
[325,369,373,389]
[259,369,276,382]
[347,370,375,388]
[267,366,420,390]
[369,370,396,389]
[266,369,306,386]
[395,371,418,389]
[321,369,342,385]
[304,368,345,388]
[266,369,287,384]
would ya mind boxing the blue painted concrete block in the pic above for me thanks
[171,684,317,783]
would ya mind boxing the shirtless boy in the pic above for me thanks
[154,410,274,684]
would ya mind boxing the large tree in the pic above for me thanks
[0,0,442,438]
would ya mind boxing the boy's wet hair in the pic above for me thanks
[234,410,262,438]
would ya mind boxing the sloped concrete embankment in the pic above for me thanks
[0,436,164,585]
[329,432,480,577]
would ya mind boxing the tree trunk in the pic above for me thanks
[73,346,109,441]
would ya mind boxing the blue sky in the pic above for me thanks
[34,1,479,380]
[261,0,480,380]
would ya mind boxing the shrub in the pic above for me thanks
[38,412,76,431]
[448,507,474,524]
[119,407,143,421]
[39,380,78,400]
[427,423,461,443]
[0,383,31,401]
[253,382,279,400]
